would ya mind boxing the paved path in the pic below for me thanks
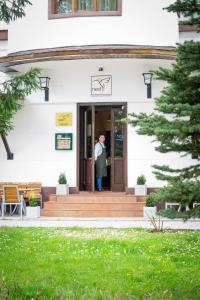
[0,217,199,230]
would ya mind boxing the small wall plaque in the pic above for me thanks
[55,133,73,150]
[91,75,112,96]
[56,112,72,126]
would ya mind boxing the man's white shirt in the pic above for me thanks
[95,142,105,160]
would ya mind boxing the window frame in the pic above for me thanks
[48,0,122,19]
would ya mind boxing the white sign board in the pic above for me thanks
[91,75,112,96]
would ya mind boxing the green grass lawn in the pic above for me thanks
[0,228,199,300]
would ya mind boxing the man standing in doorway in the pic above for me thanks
[95,134,107,191]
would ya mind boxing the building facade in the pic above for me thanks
[0,0,197,196]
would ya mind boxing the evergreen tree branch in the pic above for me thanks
[0,68,41,135]
[166,0,200,30]
[0,0,32,23]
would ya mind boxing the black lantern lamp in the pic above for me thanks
[143,73,153,99]
[39,77,50,101]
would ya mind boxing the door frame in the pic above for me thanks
[77,102,127,192]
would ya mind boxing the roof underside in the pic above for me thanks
[0,44,176,72]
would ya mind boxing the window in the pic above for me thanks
[49,0,122,18]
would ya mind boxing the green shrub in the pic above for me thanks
[158,209,188,219]
[58,172,67,184]
[136,175,146,185]
[146,193,156,207]
[158,207,200,220]
[29,192,37,207]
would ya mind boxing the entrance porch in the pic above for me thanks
[41,191,147,218]
[78,103,127,192]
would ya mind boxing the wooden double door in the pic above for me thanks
[78,103,127,192]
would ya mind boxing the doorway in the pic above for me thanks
[78,103,127,192]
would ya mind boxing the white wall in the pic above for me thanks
[14,58,171,103]
[0,103,77,186]
[7,0,178,53]
[0,58,196,188]
[0,21,8,30]
[0,41,8,57]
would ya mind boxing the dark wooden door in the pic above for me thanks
[84,106,95,191]
[111,107,126,191]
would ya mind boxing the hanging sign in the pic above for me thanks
[56,112,72,126]
[91,75,112,96]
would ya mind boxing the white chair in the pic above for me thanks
[1,185,26,219]
[165,202,189,211]
[193,202,200,208]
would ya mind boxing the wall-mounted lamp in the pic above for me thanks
[39,77,50,101]
[143,73,153,99]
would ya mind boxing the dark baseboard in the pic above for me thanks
[126,187,159,195]
[42,186,160,202]
[42,186,79,202]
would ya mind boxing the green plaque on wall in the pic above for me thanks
[55,133,73,150]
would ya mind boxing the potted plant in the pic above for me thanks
[26,192,40,218]
[56,172,69,195]
[135,175,147,195]
[144,193,157,218]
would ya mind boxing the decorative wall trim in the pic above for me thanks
[0,44,176,71]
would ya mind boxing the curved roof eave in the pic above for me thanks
[0,44,176,71]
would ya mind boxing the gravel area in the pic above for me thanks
[0,217,199,230]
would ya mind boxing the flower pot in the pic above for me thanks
[144,206,157,218]
[56,184,69,195]
[135,184,147,195]
[26,206,40,218]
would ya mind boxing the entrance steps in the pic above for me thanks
[41,192,147,218]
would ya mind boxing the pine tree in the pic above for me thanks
[127,0,200,217]
[0,0,31,23]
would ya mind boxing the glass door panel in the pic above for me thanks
[111,106,125,191]
[84,106,95,191]
[114,110,124,157]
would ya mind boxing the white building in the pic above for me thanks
[0,0,198,202]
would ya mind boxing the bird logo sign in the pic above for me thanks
[91,75,112,96]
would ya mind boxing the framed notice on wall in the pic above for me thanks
[55,133,73,150]
[56,112,72,126]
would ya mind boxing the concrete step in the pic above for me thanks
[41,210,144,218]
[49,194,147,203]
[42,193,147,218]
[43,202,145,210]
